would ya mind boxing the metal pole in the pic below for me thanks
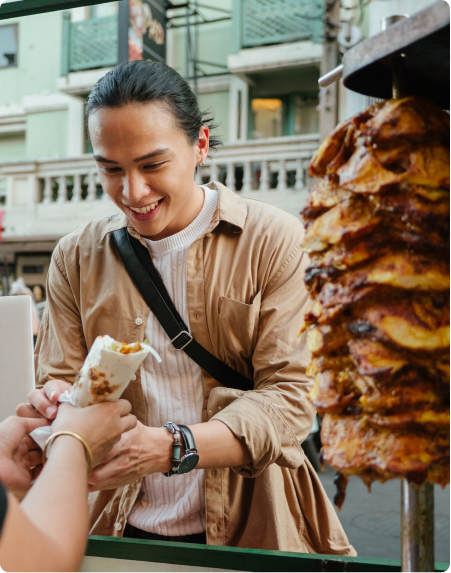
[193,0,198,95]
[418,484,435,572]
[401,481,434,572]
[185,3,191,79]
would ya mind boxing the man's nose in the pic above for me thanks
[122,172,150,203]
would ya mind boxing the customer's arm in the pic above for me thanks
[0,436,89,572]
[0,401,136,572]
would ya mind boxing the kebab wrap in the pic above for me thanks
[70,335,160,406]
[31,335,161,449]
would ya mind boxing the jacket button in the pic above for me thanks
[206,233,212,237]
[211,524,217,534]
[115,522,122,531]
[131,374,137,381]
[135,318,143,326]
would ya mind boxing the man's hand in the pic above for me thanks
[0,416,49,498]
[16,379,73,421]
[87,421,173,492]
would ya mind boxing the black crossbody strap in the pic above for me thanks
[112,227,253,392]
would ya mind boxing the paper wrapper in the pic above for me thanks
[30,335,161,449]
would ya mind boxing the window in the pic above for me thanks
[0,178,6,205]
[0,24,18,69]
[251,98,283,139]
[250,94,319,139]
[293,95,319,135]
[23,265,44,274]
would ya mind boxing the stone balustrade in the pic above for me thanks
[0,134,318,240]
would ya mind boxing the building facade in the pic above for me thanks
[0,0,435,293]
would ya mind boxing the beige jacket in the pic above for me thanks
[35,182,355,555]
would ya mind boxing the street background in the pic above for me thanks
[319,465,450,563]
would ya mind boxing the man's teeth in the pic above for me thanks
[129,201,159,214]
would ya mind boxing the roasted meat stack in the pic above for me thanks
[300,97,450,507]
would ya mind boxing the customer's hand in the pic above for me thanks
[0,416,49,498]
[51,401,137,467]
[16,379,73,421]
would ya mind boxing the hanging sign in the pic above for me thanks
[118,0,166,63]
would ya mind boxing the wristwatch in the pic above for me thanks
[162,422,199,477]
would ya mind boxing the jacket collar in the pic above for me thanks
[101,181,247,242]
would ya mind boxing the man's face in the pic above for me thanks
[89,102,208,240]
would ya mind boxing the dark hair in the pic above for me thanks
[85,60,222,154]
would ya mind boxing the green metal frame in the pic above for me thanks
[0,0,114,21]
[86,536,449,572]
[231,0,324,51]
[68,14,118,72]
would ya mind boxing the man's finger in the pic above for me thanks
[116,399,133,416]
[16,403,43,419]
[88,458,123,486]
[27,388,58,419]
[120,414,137,434]
[99,442,122,465]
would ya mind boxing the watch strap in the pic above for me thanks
[178,424,197,454]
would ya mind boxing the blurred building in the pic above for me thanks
[0,0,437,292]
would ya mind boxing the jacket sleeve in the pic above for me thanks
[210,232,315,478]
[35,244,88,387]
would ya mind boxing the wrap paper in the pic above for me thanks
[30,335,161,449]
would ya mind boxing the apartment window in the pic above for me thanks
[0,179,6,205]
[251,98,284,140]
[23,265,45,274]
[0,24,18,69]
[250,94,319,139]
[293,95,319,135]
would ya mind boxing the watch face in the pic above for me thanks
[178,452,199,474]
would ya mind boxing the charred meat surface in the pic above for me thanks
[301,97,450,507]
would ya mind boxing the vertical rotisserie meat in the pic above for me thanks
[300,96,450,508]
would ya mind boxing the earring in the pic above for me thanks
[198,160,204,167]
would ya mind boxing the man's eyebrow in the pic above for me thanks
[133,148,170,162]
[93,148,170,164]
[93,155,118,164]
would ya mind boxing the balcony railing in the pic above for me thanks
[237,0,324,49]
[0,135,319,240]
[62,14,118,75]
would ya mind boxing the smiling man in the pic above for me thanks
[19,60,355,556]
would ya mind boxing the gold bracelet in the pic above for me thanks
[43,431,93,477]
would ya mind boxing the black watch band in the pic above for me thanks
[162,422,199,477]
[178,424,196,453]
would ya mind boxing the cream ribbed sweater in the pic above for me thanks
[127,185,218,536]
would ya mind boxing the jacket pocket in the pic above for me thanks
[218,291,261,371]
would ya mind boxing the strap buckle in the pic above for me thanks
[171,330,193,350]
